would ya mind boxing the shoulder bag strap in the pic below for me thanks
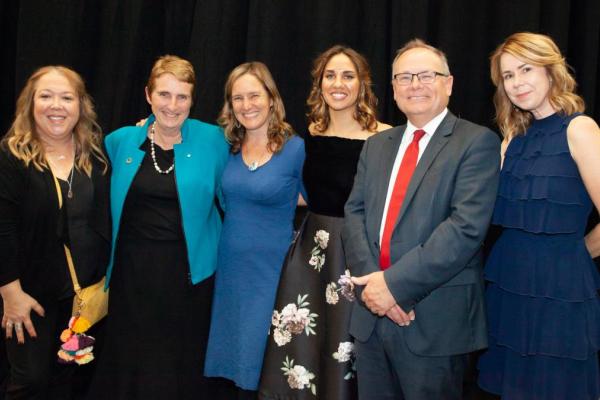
[51,171,82,294]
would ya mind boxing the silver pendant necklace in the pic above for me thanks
[244,147,268,172]
[66,167,74,199]
[150,122,175,174]
[248,161,259,172]
[49,135,75,198]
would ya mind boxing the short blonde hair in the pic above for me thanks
[218,62,293,153]
[1,66,107,176]
[147,55,196,100]
[490,32,584,139]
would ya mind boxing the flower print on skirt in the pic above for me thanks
[259,212,357,400]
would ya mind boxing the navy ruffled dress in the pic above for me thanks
[478,113,600,399]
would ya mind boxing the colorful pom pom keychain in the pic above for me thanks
[57,316,96,365]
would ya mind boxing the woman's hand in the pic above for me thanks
[585,224,600,259]
[0,280,45,344]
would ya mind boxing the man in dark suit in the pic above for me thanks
[342,39,500,399]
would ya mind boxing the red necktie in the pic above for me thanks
[379,129,426,270]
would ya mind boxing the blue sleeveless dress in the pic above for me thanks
[204,136,305,391]
[478,113,600,399]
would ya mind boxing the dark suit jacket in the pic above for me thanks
[342,111,500,357]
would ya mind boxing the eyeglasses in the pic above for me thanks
[392,71,448,86]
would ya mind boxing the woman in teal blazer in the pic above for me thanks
[88,55,228,400]
[104,114,228,287]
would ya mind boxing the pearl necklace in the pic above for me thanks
[150,122,175,174]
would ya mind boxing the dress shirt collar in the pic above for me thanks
[405,108,448,138]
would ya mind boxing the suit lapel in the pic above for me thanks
[394,112,457,227]
[373,126,406,231]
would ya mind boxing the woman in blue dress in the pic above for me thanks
[204,62,305,397]
[477,32,600,399]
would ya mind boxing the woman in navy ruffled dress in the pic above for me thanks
[477,32,600,399]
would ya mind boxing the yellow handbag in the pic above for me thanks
[64,246,108,329]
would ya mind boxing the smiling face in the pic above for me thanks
[392,47,453,127]
[230,73,273,135]
[33,70,80,144]
[145,73,193,133]
[320,53,360,112]
[500,52,554,119]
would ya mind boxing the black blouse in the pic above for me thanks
[0,146,110,301]
[57,168,103,297]
[303,134,365,217]
[119,138,184,241]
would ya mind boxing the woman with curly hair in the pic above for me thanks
[204,62,305,399]
[259,45,391,400]
[0,66,110,399]
[477,32,600,399]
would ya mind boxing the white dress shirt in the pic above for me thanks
[379,108,449,243]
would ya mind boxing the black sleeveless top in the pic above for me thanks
[303,134,365,217]
[119,138,184,241]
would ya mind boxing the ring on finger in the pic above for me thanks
[6,321,13,328]
[14,323,23,331]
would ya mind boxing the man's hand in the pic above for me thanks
[352,272,397,316]
[352,272,415,325]
[386,304,415,326]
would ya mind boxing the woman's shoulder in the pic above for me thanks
[567,113,596,130]
[375,121,393,132]
[0,143,26,171]
[185,118,220,134]
[105,124,143,145]
[284,134,305,153]
[566,114,600,149]
[184,119,229,158]
[0,143,28,190]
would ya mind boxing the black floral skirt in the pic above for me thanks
[258,212,357,400]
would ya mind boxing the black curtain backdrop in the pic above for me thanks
[1,2,599,397]
[1,0,600,138]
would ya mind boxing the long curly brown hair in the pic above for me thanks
[307,45,379,134]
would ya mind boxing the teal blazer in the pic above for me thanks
[104,115,229,287]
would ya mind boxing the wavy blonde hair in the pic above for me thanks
[1,66,107,176]
[490,32,585,139]
[307,45,379,134]
[218,62,293,153]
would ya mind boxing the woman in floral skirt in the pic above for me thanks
[258,45,391,399]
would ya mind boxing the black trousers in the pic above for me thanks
[1,340,7,399]
[4,297,75,400]
[354,317,468,400]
